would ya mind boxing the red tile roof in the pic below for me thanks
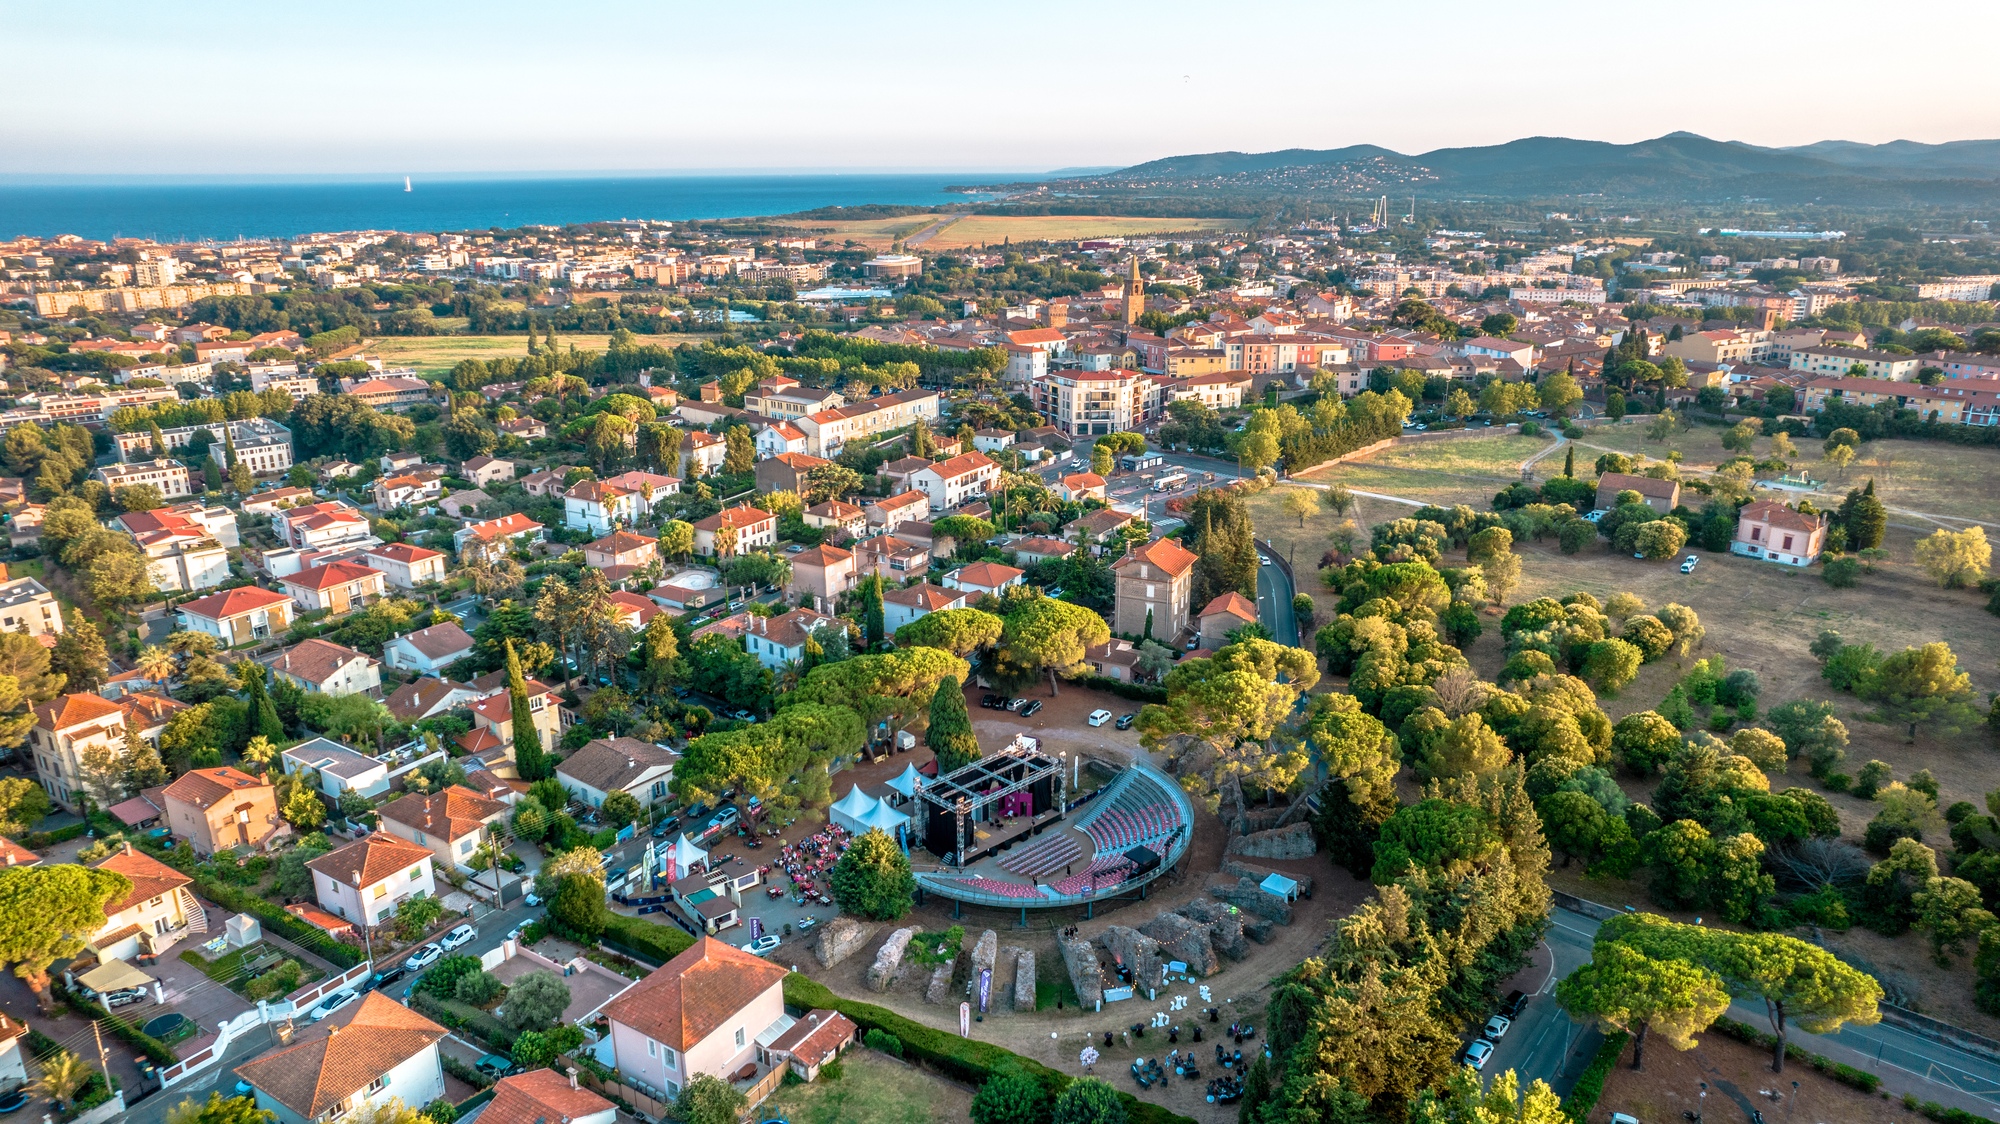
[1115,537,1198,579]
[32,692,126,733]
[1200,592,1258,624]
[481,1069,616,1124]
[178,586,292,620]
[93,846,191,915]
[306,834,434,889]
[601,936,789,1052]
[377,785,508,842]
[233,992,446,1119]
[162,766,271,811]
[465,513,544,541]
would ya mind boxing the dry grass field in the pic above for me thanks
[787,212,953,248]
[363,332,692,374]
[778,213,1239,250]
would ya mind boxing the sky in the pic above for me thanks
[9,0,2000,177]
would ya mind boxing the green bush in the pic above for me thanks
[601,913,697,965]
[442,1055,494,1089]
[244,960,305,1001]
[863,1028,904,1058]
[1562,1032,1626,1122]
[1708,1017,1881,1094]
[1073,676,1167,704]
[783,975,1194,1124]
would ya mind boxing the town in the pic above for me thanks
[0,191,1996,1124]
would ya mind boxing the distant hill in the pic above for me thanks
[1031,133,2000,208]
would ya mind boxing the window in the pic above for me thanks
[663,1046,677,1068]
[414,831,426,845]
[367,1076,388,1094]
[1782,535,1794,551]
[647,1039,656,1058]
[1750,526,1762,541]
[735,1028,746,1048]
[373,884,387,899]
[409,866,423,880]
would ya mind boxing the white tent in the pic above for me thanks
[885,763,923,801]
[857,799,911,834]
[1259,872,1300,902]
[830,784,880,833]
[666,833,709,882]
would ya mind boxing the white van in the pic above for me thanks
[1087,709,1113,727]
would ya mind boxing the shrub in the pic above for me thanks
[1824,557,1860,587]
[419,956,484,999]
[1854,760,1893,800]
[864,1028,904,1058]
[601,913,697,965]
[455,969,503,1005]
[1563,1032,1628,1123]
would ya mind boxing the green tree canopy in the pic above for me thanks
[1556,940,1730,1069]
[0,864,132,1010]
[829,828,915,920]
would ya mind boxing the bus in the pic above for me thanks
[1153,470,1188,491]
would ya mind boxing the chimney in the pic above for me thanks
[567,1067,578,1090]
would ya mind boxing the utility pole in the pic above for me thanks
[90,1021,112,1094]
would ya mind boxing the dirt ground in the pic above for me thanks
[800,681,1366,1124]
[1595,1027,1921,1124]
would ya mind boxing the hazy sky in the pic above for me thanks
[9,0,2000,176]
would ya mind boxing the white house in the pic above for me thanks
[601,937,792,1101]
[942,561,1024,598]
[363,543,448,589]
[262,638,382,697]
[307,833,437,927]
[909,451,1000,510]
[89,845,201,962]
[556,737,680,810]
[283,736,393,799]
[235,992,446,1124]
[741,608,845,670]
[383,622,476,674]
[880,582,968,633]
[754,423,809,458]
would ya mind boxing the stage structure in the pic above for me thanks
[914,734,1065,868]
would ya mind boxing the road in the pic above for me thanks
[1489,908,2000,1117]
[1252,543,1298,646]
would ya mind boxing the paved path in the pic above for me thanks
[1520,431,1566,474]
[903,216,962,247]
[1500,907,2000,1117]
[1253,542,1298,646]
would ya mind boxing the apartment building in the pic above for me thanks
[112,418,295,473]
[1662,329,1753,367]
[909,452,1000,510]
[1033,369,1153,437]
[0,577,64,641]
[1790,347,1924,381]
[743,376,844,420]
[1799,375,2000,426]
[96,459,192,499]
[692,505,777,558]
[1111,537,1199,640]
[362,542,448,588]
[792,389,941,458]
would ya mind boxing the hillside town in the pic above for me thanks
[0,204,1997,1124]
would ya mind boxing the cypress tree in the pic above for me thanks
[245,666,284,741]
[506,640,548,780]
[863,576,886,650]
[926,675,979,774]
[1563,446,1575,478]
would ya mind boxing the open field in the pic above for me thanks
[363,333,692,374]
[781,213,1241,250]
[754,1050,972,1124]
[1577,420,2000,525]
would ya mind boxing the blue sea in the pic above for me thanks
[0,173,1026,242]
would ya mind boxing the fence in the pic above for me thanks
[158,958,372,1088]
[570,1061,673,1121]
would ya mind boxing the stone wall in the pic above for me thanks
[814,917,875,969]
[1139,911,1219,976]
[1224,822,1316,860]
[924,961,957,1005]
[867,927,915,992]
[1057,935,1104,1009]
[1207,876,1294,923]
[1223,859,1314,899]
[1011,949,1036,1010]
[1177,898,1250,961]
[1100,925,1163,997]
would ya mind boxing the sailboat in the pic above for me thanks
[404,176,412,192]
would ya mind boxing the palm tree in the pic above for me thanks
[137,645,176,686]
[241,735,278,774]
[34,1051,89,1108]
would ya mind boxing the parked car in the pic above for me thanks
[440,924,476,951]
[1258,556,1272,566]
[404,943,443,971]
[1088,709,1113,727]
[1680,554,1699,573]
[1006,697,1031,713]
[784,544,804,554]
[746,934,782,957]
[101,986,148,1008]
[1482,1015,1511,1040]
[309,989,358,1022]
[1500,990,1527,1018]
[475,1054,520,1079]
[367,965,407,992]
[1020,700,1043,717]
[1583,509,1606,524]
[981,694,1005,709]
[651,816,682,838]
[524,891,542,907]
[1116,713,1137,730]
[1462,1040,1493,1070]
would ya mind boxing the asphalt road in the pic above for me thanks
[1252,543,1298,647]
[1497,907,2000,1117]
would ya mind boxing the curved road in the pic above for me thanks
[1253,542,1299,646]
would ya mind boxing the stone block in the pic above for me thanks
[814,917,874,969]
[924,960,957,1005]
[1139,910,1219,977]
[1173,898,1250,961]
[1012,949,1036,1010]
[1099,925,1163,995]
[971,929,998,976]
[1224,821,1317,860]
[867,927,915,992]
[1222,859,1313,899]
[1057,936,1104,1009]
[1243,917,1277,943]
[1207,876,1293,923]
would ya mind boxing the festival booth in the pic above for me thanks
[884,762,924,805]
[856,795,912,849]
[1259,872,1301,903]
[829,784,881,835]
[664,833,709,882]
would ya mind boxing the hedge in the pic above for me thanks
[411,990,518,1051]
[186,868,365,967]
[784,974,1196,1124]
[1709,1016,1880,1094]
[19,822,89,850]
[1073,676,1167,704]
[1562,1032,1626,1122]
[1903,1093,2000,1124]
[601,914,697,965]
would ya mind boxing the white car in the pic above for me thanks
[745,935,782,957]
[1583,509,1606,524]
[1483,1015,1511,1040]
[1680,554,1699,574]
[524,892,543,907]
[440,924,476,951]
[1463,1039,1493,1070]
[308,988,357,1022]
[1087,709,1113,727]
[404,943,443,972]
[1258,556,1272,566]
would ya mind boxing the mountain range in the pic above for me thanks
[1004,133,2000,209]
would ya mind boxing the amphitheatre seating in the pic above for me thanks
[1074,769,1187,857]
[948,876,1048,900]
[1049,854,1136,896]
[998,833,1082,877]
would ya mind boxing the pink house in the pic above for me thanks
[602,937,791,1102]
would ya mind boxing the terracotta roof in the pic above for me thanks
[769,452,830,471]
[556,738,680,794]
[1598,471,1680,499]
[694,504,773,532]
[234,992,446,1119]
[880,456,932,475]
[792,544,852,567]
[744,608,844,651]
[767,1009,857,1068]
[585,530,655,555]
[93,846,191,915]
[1009,536,1074,557]
[870,491,926,513]
[1200,592,1259,624]
[33,692,125,733]
[607,590,660,626]
[264,638,375,685]
[395,622,475,660]
[921,452,998,481]
[465,513,544,541]
[162,766,271,811]
[949,561,1024,589]
[385,678,469,722]
[0,838,39,867]
[1061,472,1107,489]
[1739,499,1827,534]
[1114,537,1198,579]
[601,936,790,1052]
[178,586,292,620]
[366,543,443,565]
[481,1069,616,1124]
[306,833,434,889]
[377,785,508,842]
[880,582,964,612]
[283,561,381,593]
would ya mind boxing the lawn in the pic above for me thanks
[363,333,689,374]
[179,941,324,1000]
[922,215,1240,249]
[754,1049,971,1124]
